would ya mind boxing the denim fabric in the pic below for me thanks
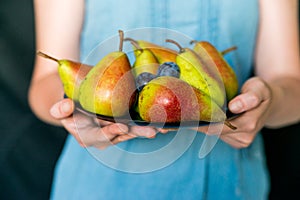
[51,0,269,199]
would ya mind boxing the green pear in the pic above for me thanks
[191,41,239,101]
[138,76,227,123]
[36,51,92,101]
[79,30,136,117]
[166,39,226,107]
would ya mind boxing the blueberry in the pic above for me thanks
[157,62,180,78]
[136,72,156,91]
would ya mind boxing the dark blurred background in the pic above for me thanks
[261,3,300,199]
[0,0,67,199]
[0,0,299,199]
[262,123,300,199]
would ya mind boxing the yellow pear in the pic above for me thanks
[36,51,91,101]
[191,41,239,101]
[127,39,160,77]
[166,39,226,107]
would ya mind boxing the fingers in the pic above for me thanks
[157,128,172,134]
[220,128,258,149]
[94,118,114,126]
[228,77,271,114]
[220,134,248,149]
[129,126,157,138]
[49,98,137,148]
[192,77,272,137]
[60,111,160,149]
[50,98,74,119]
[61,114,130,148]
[81,123,128,147]
[111,134,137,145]
[229,93,260,113]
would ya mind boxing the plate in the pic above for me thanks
[73,28,240,129]
[75,103,239,129]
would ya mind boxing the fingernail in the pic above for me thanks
[112,123,128,133]
[230,100,243,112]
[62,101,71,113]
[50,104,59,117]
[148,134,156,139]
[119,125,129,133]
[50,101,71,117]
[144,129,156,138]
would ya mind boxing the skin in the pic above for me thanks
[29,0,300,150]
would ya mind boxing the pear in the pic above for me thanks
[79,30,136,117]
[127,39,160,77]
[166,39,226,107]
[124,38,178,64]
[191,41,239,101]
[36,51,91,101]
[138,76,234,125]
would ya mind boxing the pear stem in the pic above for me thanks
[123,37,137,44]
[129,40,141,50]
[118,30,124,52]
[166,39,184,53]
[36,51,59,63]
[190,40,237,55]
[224,120,237,130]
[124,37,143,53]
[221,46,237,55]
[189,40,198,45]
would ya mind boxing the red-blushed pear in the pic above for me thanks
[191,40,239,101]
[138,76,236,129]
[36,51,92,101]
[78,30,136,117]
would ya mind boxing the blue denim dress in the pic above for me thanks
[51,0,269,199]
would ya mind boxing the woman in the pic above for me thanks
[29,0,300,199]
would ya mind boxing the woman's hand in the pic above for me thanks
[196,77,273,149]
[50,98,158,149]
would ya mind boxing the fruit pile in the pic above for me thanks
[38,30,239,129]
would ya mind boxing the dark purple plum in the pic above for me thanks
[157,62,180,78]
[136,72,156,91]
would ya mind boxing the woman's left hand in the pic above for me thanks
[196,77,273,149]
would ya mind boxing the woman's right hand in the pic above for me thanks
[50,98,159,149]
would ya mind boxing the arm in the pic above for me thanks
[29,0,84,125]
[28,0,157,149]
[255,0,300,127]
[198,0,300,148]
[231,0,300,128]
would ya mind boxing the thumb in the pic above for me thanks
[50,98,74,119]
[228,77,270,113]
[229,93,260,113]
